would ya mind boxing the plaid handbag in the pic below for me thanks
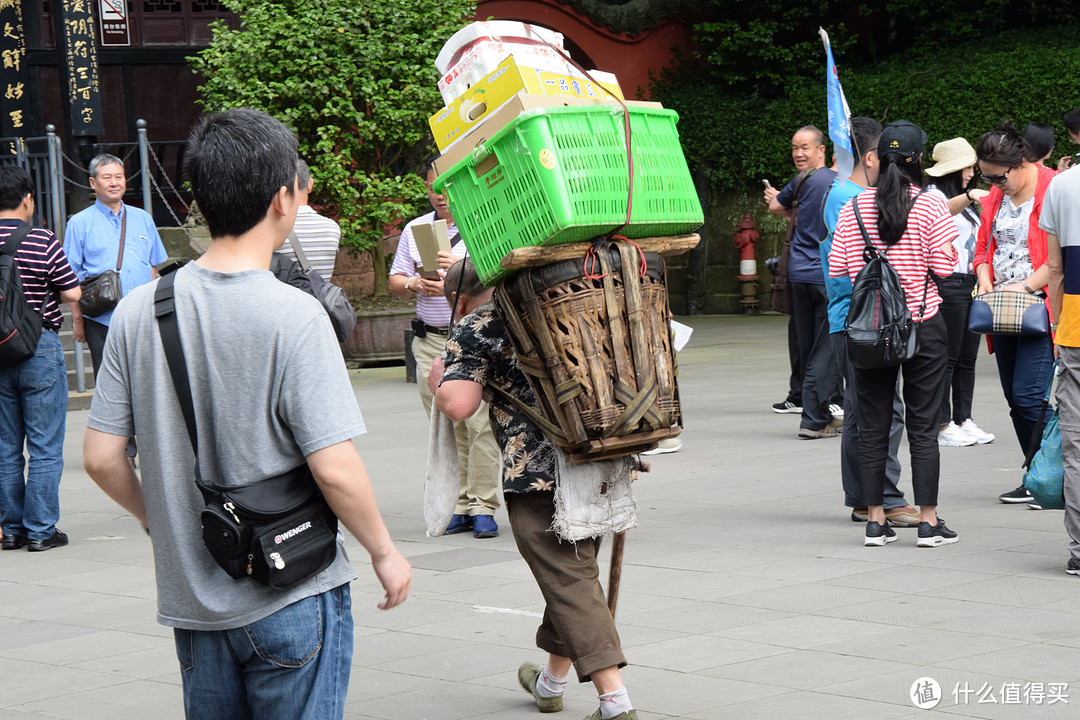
[968,290,1049,336]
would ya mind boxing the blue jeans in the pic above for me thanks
[991,333,1055,454]
[174,585,353,720]
[0,331,67,541]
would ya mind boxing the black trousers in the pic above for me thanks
[934,274,980,425]
[84,318,137,458]
[855,312,948,507]
[791,282,838,430]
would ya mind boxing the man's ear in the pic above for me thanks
[306,177,314,193]
[270,184,293,217]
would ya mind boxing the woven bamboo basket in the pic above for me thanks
[493,239,681,462]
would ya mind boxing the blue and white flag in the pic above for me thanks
[820,27,853,185]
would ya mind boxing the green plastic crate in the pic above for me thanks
[434,105,703,285]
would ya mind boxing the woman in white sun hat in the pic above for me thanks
[925,137,996,448]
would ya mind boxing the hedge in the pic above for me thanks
[654,26,1080,193]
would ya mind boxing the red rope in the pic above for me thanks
[583,244,608,280]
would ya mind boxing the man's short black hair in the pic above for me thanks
[184,108,298,239]
[297,158,310,187]
[0,165,34,212]
[1064,107,1080,134]
[850,117,883,165]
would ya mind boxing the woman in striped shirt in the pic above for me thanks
[829,121,960,548]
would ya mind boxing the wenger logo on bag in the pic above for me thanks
[275,521,313,545]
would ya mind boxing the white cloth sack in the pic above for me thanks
[424,408,460,537]
[552,450,637,542]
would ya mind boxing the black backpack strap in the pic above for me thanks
[0,224,32,258]
[153,271,199,456]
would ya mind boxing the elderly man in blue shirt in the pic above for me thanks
[64,154,167,461]
[65,153,168,376]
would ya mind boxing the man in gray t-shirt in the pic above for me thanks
[82,109,410,719]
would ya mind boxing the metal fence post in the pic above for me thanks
[137,119,152,216]
[49,124,86,393]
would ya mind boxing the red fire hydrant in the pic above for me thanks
[733,215,760,313]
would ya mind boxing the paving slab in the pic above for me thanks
[3,315,1080,719]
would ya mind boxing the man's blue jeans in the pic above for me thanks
[0,330,67,541]
[173,585,353,720]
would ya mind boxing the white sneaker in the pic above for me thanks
[641,438,682,455]
[938,422,976,447]
[829,403,844,419]
[960,419,995,444]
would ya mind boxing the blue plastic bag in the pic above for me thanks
[1023,409,1065,510]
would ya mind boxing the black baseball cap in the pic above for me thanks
[878,120,927,164]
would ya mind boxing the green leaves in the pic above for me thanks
[191,0,477,271]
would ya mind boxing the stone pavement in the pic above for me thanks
[3,314,1080,720]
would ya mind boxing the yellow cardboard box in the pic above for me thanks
[433,93,661,178]
[429,55,624,150]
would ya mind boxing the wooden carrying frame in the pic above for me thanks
[493,238,681,463]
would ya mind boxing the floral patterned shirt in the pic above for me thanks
[441,304,557,494]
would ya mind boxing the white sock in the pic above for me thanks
[598,686,633,718]
[536,665,568,698]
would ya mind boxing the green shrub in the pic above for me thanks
[656,25,1080,193]
[190,0,476,294]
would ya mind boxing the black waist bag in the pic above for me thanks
[201,465,338,590]
[154,271,339,590]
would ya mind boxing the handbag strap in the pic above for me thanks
[286,231,313,274]
[153,271,213,495]
[115,209,126,272]
[784,167,818,245]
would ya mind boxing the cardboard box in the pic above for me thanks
[429,55,624,150]
[433,94,662,178]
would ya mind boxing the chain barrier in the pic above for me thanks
[60,173,93,190]
[147,143,190,213]
[149,170,195,245]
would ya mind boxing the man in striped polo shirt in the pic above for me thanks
[1044,165,1080,575]
[389,160,501,538]
[272,159,341,283]
[0,166,82,552]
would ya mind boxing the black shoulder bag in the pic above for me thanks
[153,271,339,590]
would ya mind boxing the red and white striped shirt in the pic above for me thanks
[0,221,80,330]
[829,187,958,321]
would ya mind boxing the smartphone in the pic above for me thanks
[762,179,773,189]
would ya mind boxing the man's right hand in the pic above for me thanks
[764,186,780,205]
[372,547,412,610]
[72,315,86,343]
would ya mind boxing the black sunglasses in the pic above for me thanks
[980,168,1011,185]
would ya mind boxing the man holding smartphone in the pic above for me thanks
[765,126,842,439]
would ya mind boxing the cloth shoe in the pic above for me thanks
[1028,500,1044,510]
[641,437,682,455]
[884,505,921,527]
[864,520,897,546]
[443,514,473,535]
[938,422,976,447]
[472,514,499,538]
[27,529,68,552]
[585,710,638,720]
[829,403,844,419]
[1067,558,1080,576]
[960,419,995,444]
[916,520,959,547]
[850,508,868,523]
[517,663,564,713]
[772,400,802,414]
[998,486,1033,504]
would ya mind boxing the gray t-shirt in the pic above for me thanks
[87,262,363,630]
[1040,166,1080,247]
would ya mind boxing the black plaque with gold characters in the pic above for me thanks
[56,0,104,136]
[0,0,32,139]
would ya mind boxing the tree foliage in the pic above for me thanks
[190,0,476,294]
